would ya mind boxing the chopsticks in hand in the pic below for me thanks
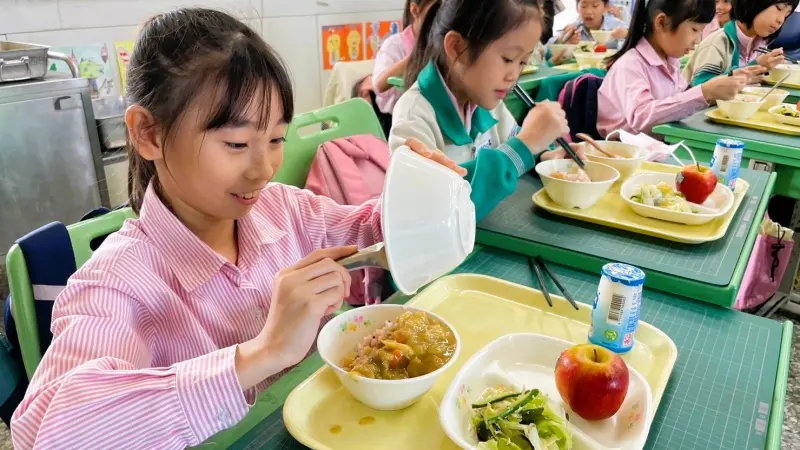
[754,47,798,64]
[527,256,580,310]
[511,84,585,171]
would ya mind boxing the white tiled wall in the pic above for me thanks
[2,0,404,113]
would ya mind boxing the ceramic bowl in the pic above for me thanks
[535,160,620,209]
[582,141,647,181]
[317,304,461,411]
[769,64,800,85]
[573,51,611,70]
[382,146,475,294]
[547,43,578,60]
[620,172,734,225]
[590,30,613,45]
[439,334,653,450]
[716,94,765,121]
[741,86,790,111]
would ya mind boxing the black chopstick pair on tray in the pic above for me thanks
[527,256,580,310]
[511,84,585,171]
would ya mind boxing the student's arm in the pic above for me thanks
[372,36,408,94]
[11,274,252,449]
[460,141,537,222]
[612,59,708,134]
[690,45,730,86]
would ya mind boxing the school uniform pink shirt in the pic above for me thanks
[372,26,416,114]
[11,183,383,449]
[597,38,708,138]
[736,24,766,67]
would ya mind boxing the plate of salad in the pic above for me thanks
[768,103,800,128]
[439,334,653,450]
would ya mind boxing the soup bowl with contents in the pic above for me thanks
[317,304,461,410]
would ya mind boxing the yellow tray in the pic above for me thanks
[532,162,750,244]
[764,77,800,90]
[705,108,800,136]
[283,274,678,450]
[554,62,580,71]
[521,65,539,75]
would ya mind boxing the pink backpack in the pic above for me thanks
[305,134,390,305]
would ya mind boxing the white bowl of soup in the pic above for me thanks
[742,86,790,111]
[317,304,461,411]
[717,94,765,120]
[535,159,620,209]
[590,30,613,45]
[582,141,647,181]
[770,64,800,85]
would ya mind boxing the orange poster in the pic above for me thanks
[321,23,364,70]
[365,20,403,59]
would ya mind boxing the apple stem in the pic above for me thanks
[593,348,598,362]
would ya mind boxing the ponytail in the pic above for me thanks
[606,0,648,67]
[126,143,157,214]
[405,0,442,87]
[402,0,413,29]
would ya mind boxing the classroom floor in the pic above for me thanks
[0,275,796,449]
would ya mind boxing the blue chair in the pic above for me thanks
[772,12,800,60]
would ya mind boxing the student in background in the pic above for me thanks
[372,0,439,121]
[10,8,469,448]
[684,0,797,86]
[702,0,734,39]
[390,0,583,219]
[552,0,629,49]
[597,0,749,137]
[609,0,635,24]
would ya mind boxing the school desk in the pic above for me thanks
[197,248,792,450]
[653,108,800,199]
[473,166,774,308]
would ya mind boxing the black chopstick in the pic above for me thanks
[529,256,553,307]
[754,47,798,64]
[535,257,580,310]
[511,84,586,170]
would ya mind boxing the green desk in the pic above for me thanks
[653,108,800,199]
[201,248,792,450]
[777,85,800,103]
[475,168,774,308]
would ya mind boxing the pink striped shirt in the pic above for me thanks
[11,183,382,449]
[597,38,709,138]
[372,26,416,114]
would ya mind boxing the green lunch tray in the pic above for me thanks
[203,248,792,450]
[475,168,773,308]
[654,109,800,199]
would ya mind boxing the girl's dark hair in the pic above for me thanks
[405,0,541,87]
[607,0,716,68]
[402,0,440,29]
[540,0,557,44]
[125,8,294,214]
[733,0,799,41]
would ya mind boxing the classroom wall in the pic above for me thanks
[0,0,405,114]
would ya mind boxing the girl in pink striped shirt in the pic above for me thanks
[10,8,467,449]
[597,0,750,137]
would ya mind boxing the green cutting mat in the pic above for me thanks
[222,248,788,450]
[477,168,769,290]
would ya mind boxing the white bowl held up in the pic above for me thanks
[535,159,620,209]
[439,334,653,450]
[382,146,476,294]
[317,304,461,411]
[590,30,613,45]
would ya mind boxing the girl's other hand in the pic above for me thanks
[237,246,356,389]
[701,74,747,103]
[541,143,586,162]
[756,48,785,70]
[611,27,628,40]
[549,48,569,66]
[607,5,624,19]
[517,101,570,153]
[404,138,468,176]
[733,65,768,84]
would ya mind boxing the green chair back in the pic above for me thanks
[6,208,135,379]
[273,98,386,188]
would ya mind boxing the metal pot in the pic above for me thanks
[0,41,78,83]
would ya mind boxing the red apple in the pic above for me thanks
[676,164,717,204]
[554,344,629,421]
[594,44,608,53]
